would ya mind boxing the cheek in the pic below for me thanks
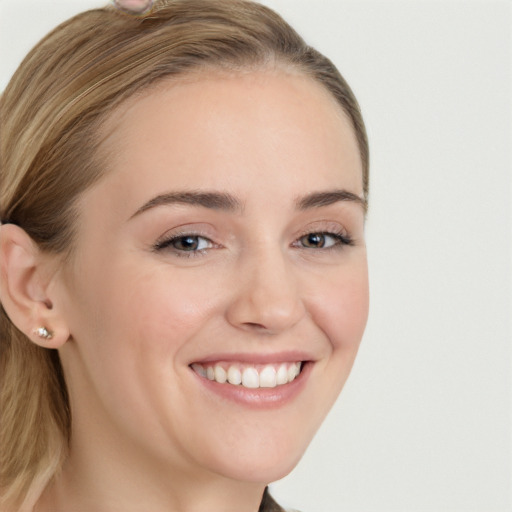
[61,263,224,435]
[308,259,369,352]
[62,259,216,386]
[104,263,229,362]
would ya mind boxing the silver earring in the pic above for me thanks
[34,327,53,340]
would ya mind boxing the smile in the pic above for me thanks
[191,361,303,389]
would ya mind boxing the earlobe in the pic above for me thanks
[0,224,70,348]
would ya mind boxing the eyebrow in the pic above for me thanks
[131,190,244,218]
[295,190,367,212]
[131,188,366,219]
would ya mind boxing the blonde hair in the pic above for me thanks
[0,1,368,509]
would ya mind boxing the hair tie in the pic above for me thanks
[112,0,154,15]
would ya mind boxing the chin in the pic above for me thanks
[217,455,302,484]
[199,429,312,484]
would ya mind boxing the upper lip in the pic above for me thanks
[189,351,316,366]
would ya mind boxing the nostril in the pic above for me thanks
[243,322,269,332]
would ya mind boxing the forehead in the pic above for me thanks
[93,69,363,210]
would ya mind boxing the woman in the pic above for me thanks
[0,1,369,510]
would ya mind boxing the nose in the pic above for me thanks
[225,249,306,335]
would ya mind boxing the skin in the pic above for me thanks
[24,70,368,511]
[113,0,154,14]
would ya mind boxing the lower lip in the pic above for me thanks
[190,362,313,409]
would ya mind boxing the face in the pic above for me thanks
[56,70,369,484]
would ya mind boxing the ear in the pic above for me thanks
[0,224,70,348]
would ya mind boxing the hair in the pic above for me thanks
[0,0,368,509]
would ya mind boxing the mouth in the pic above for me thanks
[190,361,303,389]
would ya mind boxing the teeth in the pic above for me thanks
[214,365,227,384]
[287,363,300,382]
[191,363,206,378]
[242,368,259,388]
[276,364,288,385]
[227,366,242,385]
[192,362,303,388]
[259,366,277,388]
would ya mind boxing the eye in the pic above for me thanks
[296,231,353,249]
[154,234,214,255]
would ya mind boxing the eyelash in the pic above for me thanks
[153,229,354,258]
[153,231,215,258]
[293,229,354,250]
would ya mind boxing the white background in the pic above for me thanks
[1,1,510,511]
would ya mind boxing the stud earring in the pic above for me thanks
[34,327,54,340]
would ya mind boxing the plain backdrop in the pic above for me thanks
[1,1,510,511]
